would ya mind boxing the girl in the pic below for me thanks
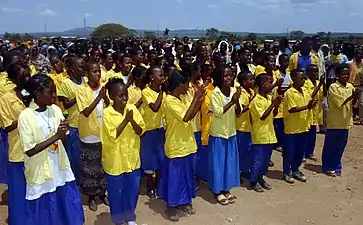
[76,62,109,211]
[100,52,114,84]
[0,63,30,225]
[158,71,204,222]
[128,66,148,108]
[209,65,241,205]
[58,57,85,182]
[18,74,84,225]
[140,66,166,198]
[236,71,255,179]
[322,64,360,176]
[249,74,281,192]
[101,78,145,225]
[49,55,68,114]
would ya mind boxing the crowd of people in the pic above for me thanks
[0,34,361,225]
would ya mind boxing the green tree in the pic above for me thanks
[144,31,157,40]
[317,32,327,39]
[326,31,332,45]
[91,23,129,39]
[206,28,219,40]
[220,31,237,41]
[163,28,170,38]
[290,30,304,40]
[246,33,257,41]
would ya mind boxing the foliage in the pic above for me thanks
[246,33,258,41]
[206,28,220,40]
[163,28,170,38]
[144,31,157,40]
[91,23,129,39]
[290,30,305,40]
[3,32,34,41]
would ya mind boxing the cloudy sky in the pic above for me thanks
[0,0,361,33]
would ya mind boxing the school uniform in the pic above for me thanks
[283,87,311,175]
[208,87,240,193]
[0,90,26,225]
[236,88,254,176]
[76,83,107,197]
[322,81,354,174]
[304,79,324,158]
[48,70,69,115]
[140,87,166,173]
[158,95,197,207]
[128,85,142,106]
[198,83,214,181]
[249,94,277,184]
[58,78,84,181]
[101,104,146,224]
[18,103,84,225]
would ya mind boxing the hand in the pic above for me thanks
[353,88,361,99]
[125,109,134,122]
[307,100,317,109]
[97,86,107,100]
[232,87,242,103]
[272,95,282,106]
[194,85,205,101]
[319,74,326,83]
[56,119,69,139]
[276,78,284,87]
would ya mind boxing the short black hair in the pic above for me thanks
[6,63,24,80]
[290,68,304,79]
[167,71,188,92]
[237,71,252,85]
[255,73,271,88]
[25,74,54,100]
[105,77,125,94]
[336,63,350,76]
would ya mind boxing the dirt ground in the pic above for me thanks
[0,126,362,225]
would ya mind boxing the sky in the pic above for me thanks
[0,0,362,34]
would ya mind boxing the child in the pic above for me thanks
[140,66,166,198]
[111,52,132,85]
[18,74,84,225]
[58,57,85,181]
[209,65,241,205]
[49,55,68,114]
[283,69,317,184]
[158,71,203,221]
[128,66,148,108]
[101,78,145,225]
[130,48,148,68]
[322,64,360,176]
[304,64,324,160]
[236,71,255,179]
[76,62,109,211]
[249,74,281,192]
[100,52,114,84]
[0,63,30,225]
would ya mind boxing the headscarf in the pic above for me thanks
[30,46,51,75]
[47,45,57,59]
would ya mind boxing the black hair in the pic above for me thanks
[336,63,350,76]
[105,77,125,94]
[101,51,112,59]
[146,66,161,82]
[90,48,100,56]
[85,61,99,72]
[129,47,142,56]
[25,74,54,100]
[132,66,147,78]
[255,73,272,88]
[237,71,252,85]
[6,63,24,81]
[111,51,124,62]
[307,64,318,71]
[213,64,231,88]
[167,71,189,92]
[301,36,311,44]
[3,50,22,69]
[290,68,304,79]
[278,53,288,62]
[120,53,132,63]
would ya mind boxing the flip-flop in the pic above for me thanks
[224,192,236,204]
[216,194,229,205]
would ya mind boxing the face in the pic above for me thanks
[110,84,128,108]
[338,68,349,84]
[151,68,165,86]
[37,81,56,106]
[135,74,146,88]
[13,68,30,88]
[52,38,60,47]
[262,76,273,93]
[80,54,89,62]
[222,68,234,88]
[121,57,132,73]
[266,55,275,69]
[179,82,189,95]
[175,45,184,57]
[91,50,101,62]
[356,50,363,60]
[200,46,208,59]
[73,59,85,77]
[279,55,289,69]
[244,74,255,89]
[220,43,227,52]
[308,66,319,80]
[23,49,30,63]
[239,50,251,64]
[292,72,306,88]
[103,53,113,69]
[87,64,101,84]
[51,58,64,74]
[133,51,143,64]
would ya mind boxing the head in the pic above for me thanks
[30,46,39,57]
[333,42,341,55]
[50,56,64,74]
[79,53,89,62]
[6,63,30,89]
[312,35,322,52]
[164,64,177,80]
[147,49,158,66]
[130,48,143,65]
[67,57,84,78]
[237,71,254,89]
[90,49,101,63]
[278,54,289,71]
[306,64,319,80]
[25,74,56,106]
[147,66,165,87]
[213,65,233,89]
[102,52,114,70]
[3,51,23,69]
[132,66,148,89]
[201,63,213,81]
[238,48,252,64]
[300,37,312,54]
[120,54,132,74]
[85,62,101,86]
[106,78,128,108]
[290,69,305,88]
[256,74,273,94]
[336,63,350,85]
[22,48,30,64]
[175,43,184,58]
[167,71,189,96]
[52,37,60,48]
[355,48,363,61]
[263,53,275,70]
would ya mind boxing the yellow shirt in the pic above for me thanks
[141,87,165,131]
[236,88,254,132]
[18,103,70,185]
[49,71,68,114]
[58,78,83,128]
[210,86,237,139]
[304,79,324,126]
[181,84,201,133]
[0,74,16,128]
[0,91,26,162]
[128,86,142,106]
[283,87,311,134]
[254,65,266,76]
[100,66,113,84]
[163,95,197,158]
[76,83,104,139]
[250,94,277,144]
[288,52,319,73]
[101,104,146,176]
[29,65,37,76]
[273,71,292,119]
[326,82,354,129]
[201,83,214,146]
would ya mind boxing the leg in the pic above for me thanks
[359,87,363,123]
[8,162,26,225]
[283,134,295,175]
[273,118,284,149]
[67,127,81,183]
[334,130,349,174]
[292,133,308,173]
[305,126,317,159]
[322,129,338,173]
[237,132,252,177]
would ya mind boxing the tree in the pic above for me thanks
[246,33,257,41]
[220,31,237,41]
[326,31,333,45]
[91,23,129,40]
[127,29,137,37]
[206,28,219,40]
[290,30,305,40]
[163,28,170,38]
[317,32,327,39]
[144,31,157,40]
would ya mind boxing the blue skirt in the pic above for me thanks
[67,127,80,182]
[208,135,240,193]
[107,170,140,224]
[140,128,165,172]
[158,153,196,207]
[197,145,209,182]
[0,128,8,184]
[25,181,84,225]
[8,161,26,225]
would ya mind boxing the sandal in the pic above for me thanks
[224,192,236,204]
[216,194,229,205]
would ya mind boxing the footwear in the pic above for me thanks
[100,195,110,206]
[147,189,157,199]
[180,204,196,215]
[259,177,272,190]
[324,170,336,177]
[292,171,307,182]
[224,192,236,204]
[268,160,274,167]
[216,194,229,205]
[283,173,295,184]
[302,158,307,163]
[275,147,283,152]
[251,182,264,193]
[240,172,250,180]
[306,155,318,162]
[88,200,98,212]
[166,207,179,222]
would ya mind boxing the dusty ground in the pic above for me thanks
[0,126,362,225]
